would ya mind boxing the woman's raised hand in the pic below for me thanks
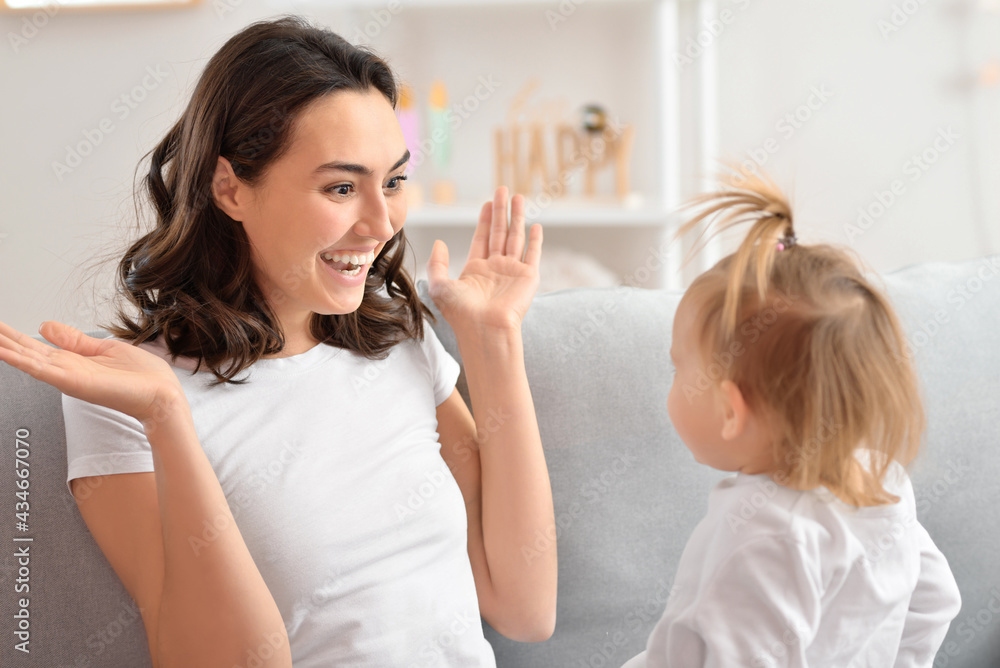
[426,186,543,334]
[0,320,185,429]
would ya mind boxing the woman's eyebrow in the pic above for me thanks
[314,149,410,176]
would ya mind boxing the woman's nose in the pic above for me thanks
[355,189,395,242]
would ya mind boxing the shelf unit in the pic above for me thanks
[309,0,719,290]
[405,203,671,228]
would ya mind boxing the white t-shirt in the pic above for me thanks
[621,461,961,668]
[63,323,496,668]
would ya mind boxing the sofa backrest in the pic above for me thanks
[421,256,1000,668]
[1,255,997,667]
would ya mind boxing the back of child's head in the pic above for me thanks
[677,172,923,506]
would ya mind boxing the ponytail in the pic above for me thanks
[675,172,924,506]
[678,172,796,338]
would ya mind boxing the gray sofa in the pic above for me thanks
[1,255,998,667]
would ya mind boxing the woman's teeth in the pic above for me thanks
[320,250,376,276]
[320,250,375,265]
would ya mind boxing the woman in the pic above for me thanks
[0,16,556,668]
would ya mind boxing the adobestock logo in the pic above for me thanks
[348,0,403,44]
[844,126,959,244]
[877,0,931,40]
[673,0,752,71]
[51,64,172,182]
[732,84,834,184]
[7,0,61,54]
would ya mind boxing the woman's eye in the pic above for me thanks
[326,184,353,197]
[385,174,408,190]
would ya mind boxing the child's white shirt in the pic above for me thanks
[621,460,961,668]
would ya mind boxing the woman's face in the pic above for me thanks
[238,89,409,335]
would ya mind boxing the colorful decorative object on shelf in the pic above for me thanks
[580,104,607,133]
[494,81,635,202]
[395,84,424,209]
[396,84,420,175]
[428,80,455,205]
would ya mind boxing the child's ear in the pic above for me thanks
[718,379,749,441]
[212,156,250,222]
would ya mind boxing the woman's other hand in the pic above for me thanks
[426,186,543,334]
[0,320,185,430]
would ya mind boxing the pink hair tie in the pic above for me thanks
[777,234,797,252]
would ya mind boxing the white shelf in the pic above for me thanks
[406,203,673,227]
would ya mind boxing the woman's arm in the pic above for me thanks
[0,322,292,667]
[427,187,557,642]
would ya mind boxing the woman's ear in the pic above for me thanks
[718,379,749,441]
[212,156,248,221]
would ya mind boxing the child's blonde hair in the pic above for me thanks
[677,172,923,506]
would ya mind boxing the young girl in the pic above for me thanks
[622,174,961,667]
[0,17,555,667]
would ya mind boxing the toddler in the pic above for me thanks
[622,174,961,667]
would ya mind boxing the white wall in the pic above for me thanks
[1,0,997,335]
[711,0,999,269]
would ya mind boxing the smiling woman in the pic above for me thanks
[0,14,555,668]
[110,21,426,380]
[206,89,415,361]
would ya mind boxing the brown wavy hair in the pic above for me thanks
[677,172,923,506]
[106,16,431,384]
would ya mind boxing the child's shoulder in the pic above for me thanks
[708,465,915,548]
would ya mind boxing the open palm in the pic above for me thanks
[0,320,183,427]
[426,187,543,333]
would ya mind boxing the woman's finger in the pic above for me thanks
[524,223,544,268]
[38,321,108,358]
[505,193,527,260]
[488,186,509,256]
[467,201,492,263]
[0,331,71,387]
[427,239,450,289]
[0,320,58,357]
